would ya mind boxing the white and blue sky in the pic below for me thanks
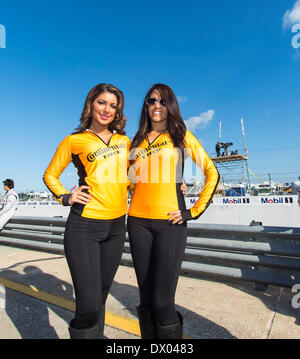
[0,1,300,192]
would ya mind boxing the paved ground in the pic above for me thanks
[0,244,299,339]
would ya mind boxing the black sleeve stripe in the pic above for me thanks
[190,170,220,220]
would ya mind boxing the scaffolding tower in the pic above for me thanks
[211,118,251,189]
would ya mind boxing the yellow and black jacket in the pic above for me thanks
[128,130,219,221]
[43,131,130,220]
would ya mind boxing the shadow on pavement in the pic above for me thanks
[110,280,236,339]
[2,263,299,339]
[1,266,73,339]
[1,265,236,339]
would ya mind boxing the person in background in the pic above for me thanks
[43,83,130,339]
[0,179,19,231]
[127,83,220,339]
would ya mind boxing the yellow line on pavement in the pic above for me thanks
[106,311,141,337]
[0,276,192,339]
[0,276,76,312]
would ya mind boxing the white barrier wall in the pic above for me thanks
[15,201,70,218]
[186,195,300,227]
[11,195,300,227]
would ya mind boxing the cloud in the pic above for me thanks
[184,109,215,131]
[283,0,300,29]
[177,96,188,103]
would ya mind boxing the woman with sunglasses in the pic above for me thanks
[127,83,220,339]
[43,83,130,339]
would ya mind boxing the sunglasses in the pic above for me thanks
[145,97,167,107]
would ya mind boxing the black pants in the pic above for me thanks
[64,210,126,329]
[127,216,187,326]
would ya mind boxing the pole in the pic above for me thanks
[241,118,248,156]
[241,118,251,188]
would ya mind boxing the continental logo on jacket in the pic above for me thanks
[134,140,168,161]
[87,144,126,162]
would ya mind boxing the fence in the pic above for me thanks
[1,216,300,288]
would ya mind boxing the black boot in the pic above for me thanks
[137,305,157,339]
[156,312,183,339]
[69,321,102,339]
[69,306,106,339]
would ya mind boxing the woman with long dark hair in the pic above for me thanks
[43,83,130,339]
[128,83,220,339]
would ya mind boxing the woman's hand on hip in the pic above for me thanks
[167,210,183,225]
[68,185,92,205]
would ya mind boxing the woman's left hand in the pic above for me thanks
[168,210,183,224]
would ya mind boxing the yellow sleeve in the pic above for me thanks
[43,136,73,205]
[181,131,220,221]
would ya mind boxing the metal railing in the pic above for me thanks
[1,216,300,288]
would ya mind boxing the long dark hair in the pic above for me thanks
[130,83,186,152]
[73,83,126,134]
